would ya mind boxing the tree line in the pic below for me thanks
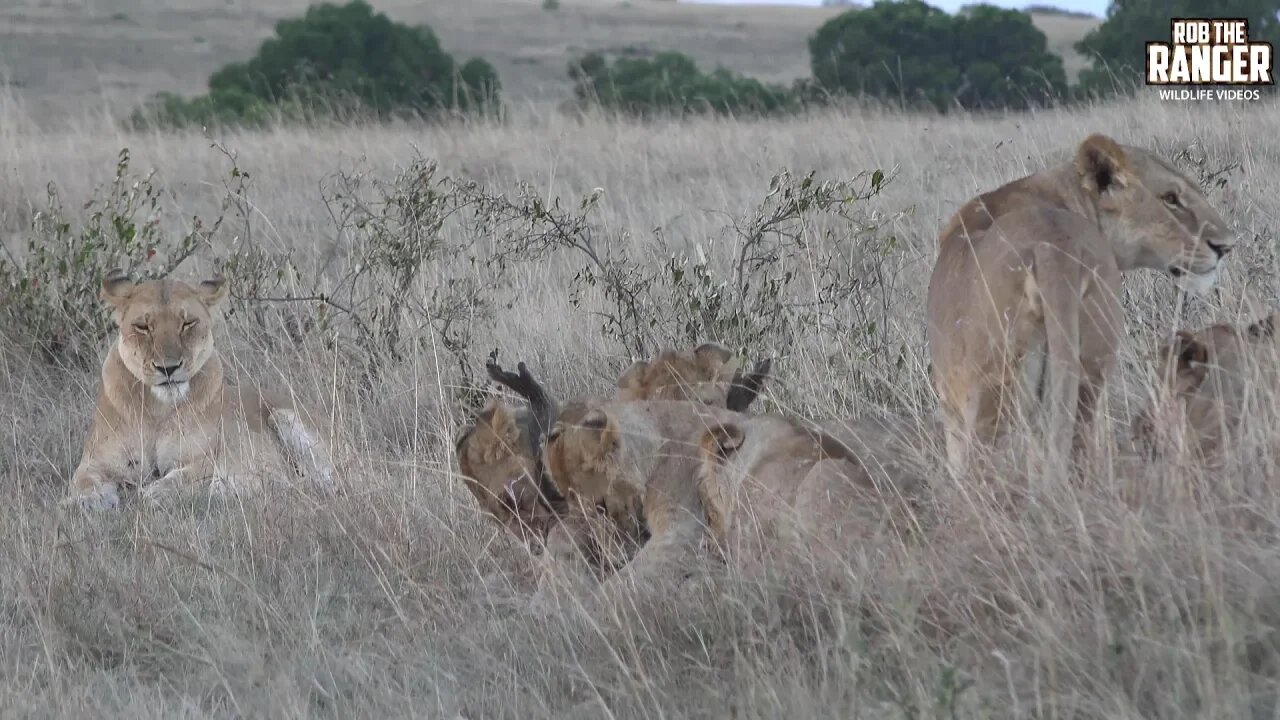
[133,0,1280,128]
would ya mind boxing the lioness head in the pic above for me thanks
[455,401,561,545]
[616,343,771,411]
[101,268,227,403]
[1135,312,1280,457]
[1074,134,1234,293]
[616,342,739,405]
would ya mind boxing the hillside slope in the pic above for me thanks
[0,0,1097,120]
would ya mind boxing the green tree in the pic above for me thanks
[568,51,799,117]
[1076,0,1280,95]
[953,4,1070,107]
[133,0,499,128]
[809,0,1067,111]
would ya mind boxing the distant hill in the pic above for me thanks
[1024,4,1098,19]
[0,0,1099,122]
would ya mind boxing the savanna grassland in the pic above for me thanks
[5,1,1280,717]
[2,91,1280,718]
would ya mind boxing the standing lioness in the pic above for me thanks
[67,269,335,509]
[928,133,1234,478]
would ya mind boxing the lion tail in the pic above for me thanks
[267,407,337,491]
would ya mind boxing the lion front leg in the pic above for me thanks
[525,514,603,617]
[139,457,233,501]
[604,478,707,592]
[65,419,129,511]
[65,461,122,511]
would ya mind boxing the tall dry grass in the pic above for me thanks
[2,93,1280,718]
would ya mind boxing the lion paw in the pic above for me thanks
[139,477,177,501]
[63,484,121,511]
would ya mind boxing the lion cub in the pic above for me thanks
[455,348,769,545]
[928,133,1234,479]
[616,342,767,410]
[698,415,926,565]
[541,399,745,580]
[67,269,335,509]
[1133,312,1280,459]
[541,401,926,580]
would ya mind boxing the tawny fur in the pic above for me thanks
[697,414,927,569]
[1133,312,1280,460]
[927,132,1233,480]
[542,400,926,584]
[542,399,746,583]
[66,269,335,509]
[455,401,564,546]
[615,342,741,406]
[454,345,770,553]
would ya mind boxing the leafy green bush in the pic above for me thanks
[0,150,237,368]
[1075,0,1280,97]
[567,51,800,117]
[809,0,1068,111]
[131,0,500,128]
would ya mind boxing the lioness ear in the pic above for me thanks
[615,360,649,398]
[701,423,746,460]
[693,342,734,374]
[579,409,619,457]
[1075,133,1129,196]
[581,409,609,430]
[198,275,229,307]
[100,268,135,308]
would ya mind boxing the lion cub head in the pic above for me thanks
[101,268,227,404]
[542,402,656,542]
[1075,134,1234,293]
[1134,312,1280,457]
[455,401,562,546]
[616,342,770,411]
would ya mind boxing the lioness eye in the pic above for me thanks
[133,324,149,334]
[1162,191,1181,207]
[182,319,198,331]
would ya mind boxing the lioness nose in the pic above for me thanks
[153,361,183,377]
[1207,240,1232,258]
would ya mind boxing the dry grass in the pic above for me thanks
[3,91,1280,718]
[0,0,1098,122]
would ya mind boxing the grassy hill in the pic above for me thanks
[0,0,1099,121]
